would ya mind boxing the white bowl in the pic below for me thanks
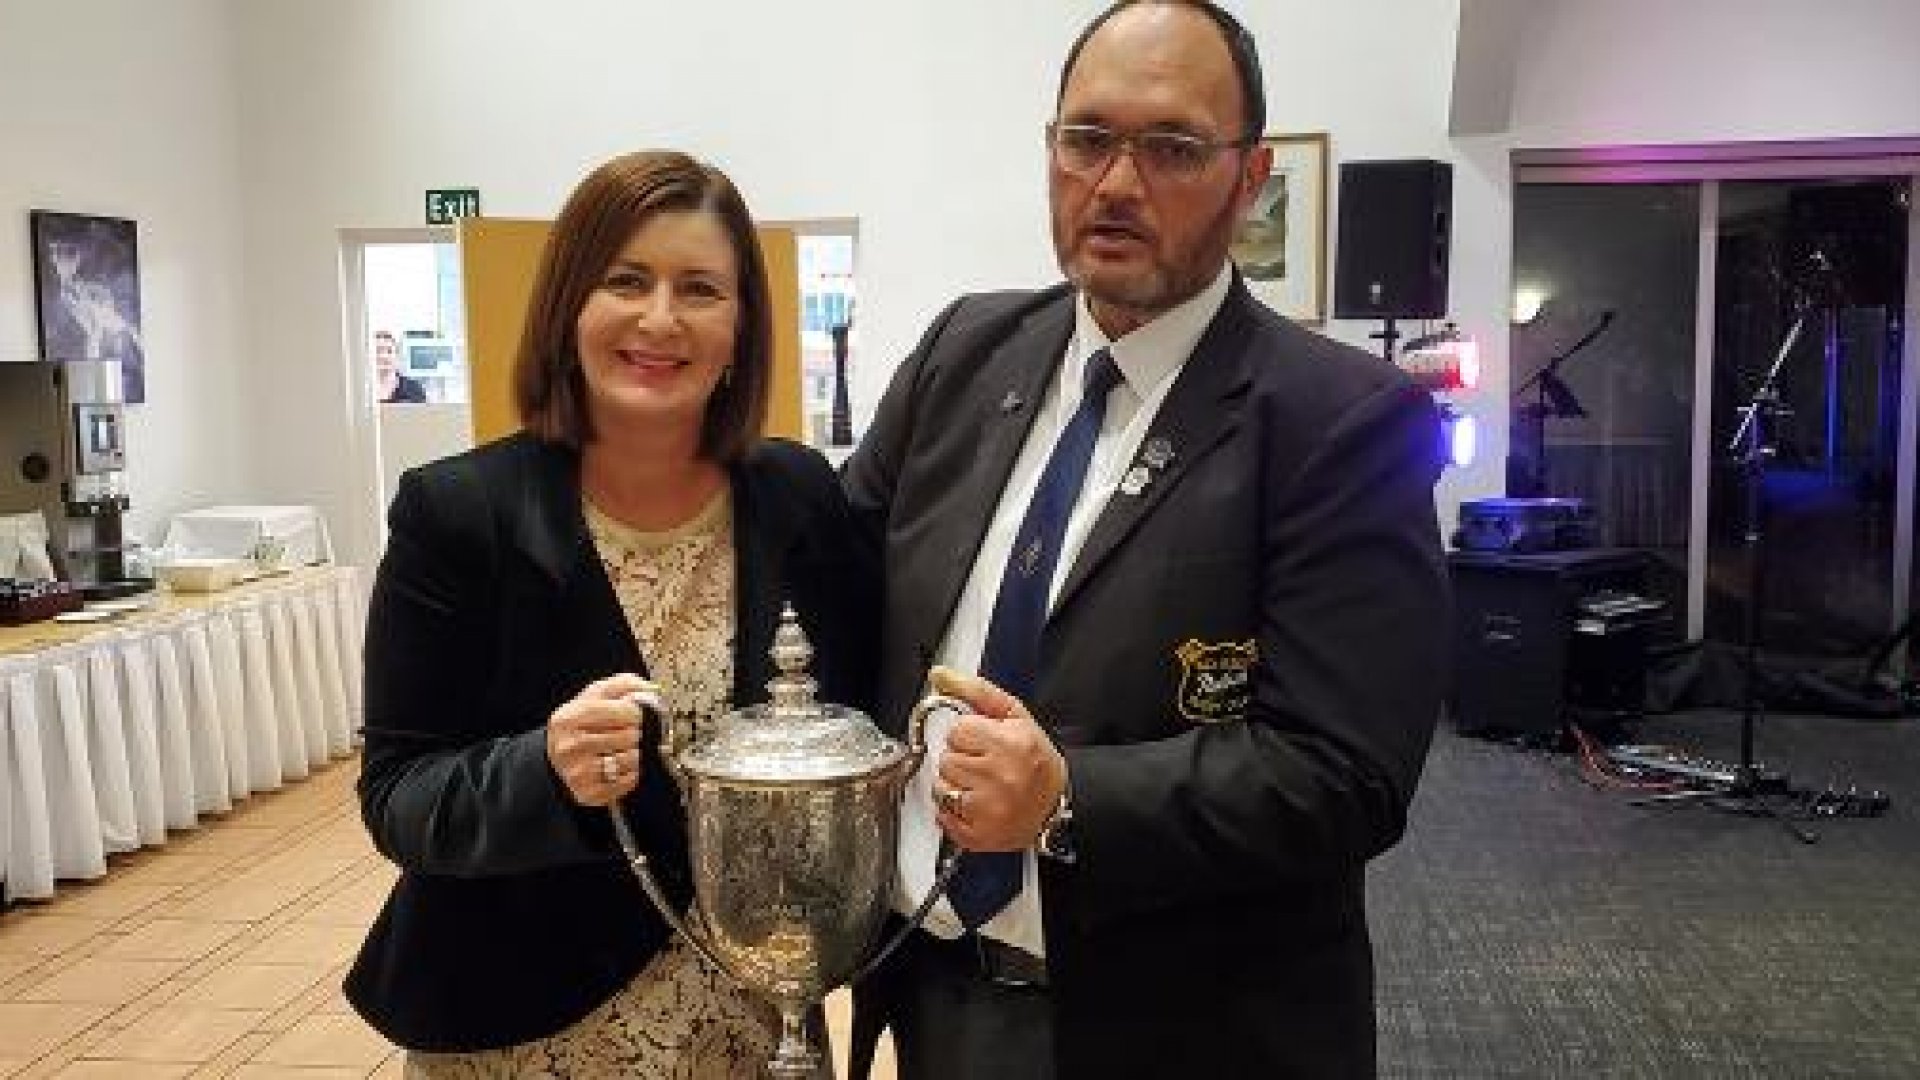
[156,557,249,593]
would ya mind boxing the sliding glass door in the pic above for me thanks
[1510,183,1701,639]
[1512,149,1917,665]
[1707,179,1910,658]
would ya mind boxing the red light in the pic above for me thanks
[1455,338,1480,390]
[1400,335,1479,393]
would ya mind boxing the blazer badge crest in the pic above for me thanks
[1174,637,1257,722]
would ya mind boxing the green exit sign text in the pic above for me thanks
[426,188,481,225]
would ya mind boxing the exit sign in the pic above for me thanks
[426,188,481,225]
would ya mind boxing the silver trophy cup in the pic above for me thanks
[613,605,961,1078]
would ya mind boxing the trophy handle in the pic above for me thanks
[607,808,747,980]
[635,685,691,788]
[846,692,968,985]
[608,688,755,989]
[905,690,960,760]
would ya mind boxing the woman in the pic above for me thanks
[344,150,876,1077]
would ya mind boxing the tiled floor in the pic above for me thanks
[0,757,892,1078]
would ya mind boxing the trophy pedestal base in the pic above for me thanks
[769,1006,822,1078]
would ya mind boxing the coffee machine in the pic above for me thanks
[0,359,150,598]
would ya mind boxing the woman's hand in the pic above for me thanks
[547,674,655,807]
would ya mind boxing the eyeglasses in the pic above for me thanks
[1047,122,1253,182]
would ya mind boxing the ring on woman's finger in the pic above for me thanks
[600,753,621,783]
[937,785,966,816]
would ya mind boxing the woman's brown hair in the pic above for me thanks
[513,150,770,462]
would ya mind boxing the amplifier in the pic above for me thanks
[1454,497,1595,554]
[1447,550,1652,738]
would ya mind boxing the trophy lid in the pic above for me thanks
[679,604,904,784]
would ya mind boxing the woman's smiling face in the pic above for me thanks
[573,208,741,438]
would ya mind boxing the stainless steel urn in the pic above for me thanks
[613,604,959,1078]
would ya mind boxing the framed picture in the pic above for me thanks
[30,210,146,403]
[1231,132,1329,324]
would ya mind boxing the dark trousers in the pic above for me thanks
[853,927,1055,1080]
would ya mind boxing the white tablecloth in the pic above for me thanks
[1,567,364,902]
[163,505,335,567]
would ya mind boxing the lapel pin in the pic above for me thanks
[1120,466,1152,497]
[1000,390,1026,413]
[1142,437,1175,471]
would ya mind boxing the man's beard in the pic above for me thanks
[1061,193,1243,323]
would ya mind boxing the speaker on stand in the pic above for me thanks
[1334,159,1454,361]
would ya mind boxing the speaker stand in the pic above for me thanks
[1370,318,1402,364]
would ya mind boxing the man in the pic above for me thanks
[844,2,1449,1076]
[374,330,428,404]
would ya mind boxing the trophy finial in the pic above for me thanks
[768,602,820,717]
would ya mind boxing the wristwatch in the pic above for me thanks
[1036,774,1076,863]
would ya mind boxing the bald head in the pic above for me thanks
[1057,1,1266,143]
[1047,0,1273,336]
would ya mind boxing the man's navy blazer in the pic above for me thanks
[844,279,1450,1078]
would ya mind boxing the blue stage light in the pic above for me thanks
[1435,404,1476,469]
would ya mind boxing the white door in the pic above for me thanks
[339,228,473,563]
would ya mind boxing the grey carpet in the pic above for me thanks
[1371,710,1920,1079]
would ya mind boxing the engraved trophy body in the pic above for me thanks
[613,605,961,1077]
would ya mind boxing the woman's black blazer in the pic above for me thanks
[343,432,877,1052]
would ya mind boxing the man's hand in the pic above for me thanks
[928,666,1067,852]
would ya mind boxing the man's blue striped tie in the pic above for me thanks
[946,348,1122,929]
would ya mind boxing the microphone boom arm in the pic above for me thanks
[1514,310,1615,398]
[1727,311,1807,457]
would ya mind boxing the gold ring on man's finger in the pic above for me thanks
[937,786,966,816]
[600,753,621,783]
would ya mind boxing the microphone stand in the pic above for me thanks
[1624,267,1885,835]
[1509,311,1612,496]
[1641,313,1823,841]
[1725,312,1804,810]
[1635,311,1812,841]
[1370,318,1402,364]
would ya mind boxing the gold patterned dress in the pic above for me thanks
[406,490,778,1080]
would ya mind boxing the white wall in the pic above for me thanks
[0,0,253,543]
[377,403,473,512]
[12,1,1914,570]
[1509,0,1920,146]
[229,0,1466,565]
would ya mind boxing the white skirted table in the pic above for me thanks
[0,566,365,902]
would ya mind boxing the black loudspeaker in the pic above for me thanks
[1334,159,1452,320]
[1448,549,1653,738]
